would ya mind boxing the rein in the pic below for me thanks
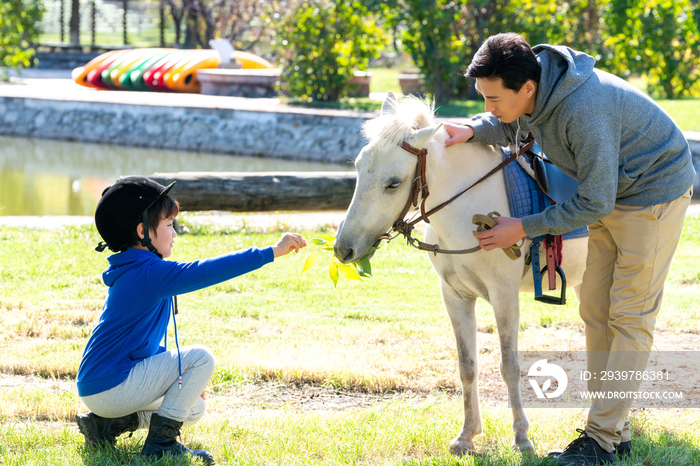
[381,133,535,256]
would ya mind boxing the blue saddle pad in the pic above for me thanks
[502,150,588,240]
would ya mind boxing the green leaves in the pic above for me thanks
[272,0,388,101]
[300,235,377,287]
[0,0,44,74]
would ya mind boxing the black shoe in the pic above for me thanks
[551,429,614,466]
[141,413,214,465]
[615,440,632,457]
[547,439,632,459]
[75,412,139,448]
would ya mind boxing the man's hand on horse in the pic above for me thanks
[444,123,475,148]
[472,216,526,251]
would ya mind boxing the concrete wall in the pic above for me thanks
[0,96,370,164]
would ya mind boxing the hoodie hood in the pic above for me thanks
[528,44,595,126]
[103,247,158,287]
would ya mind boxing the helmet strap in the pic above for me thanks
[141,211,163,259]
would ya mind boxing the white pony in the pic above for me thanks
[334,92,588,455]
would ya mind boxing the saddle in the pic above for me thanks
[502,143,588,305]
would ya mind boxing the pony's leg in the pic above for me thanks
[441,283,481,456]
[492,293,535,453]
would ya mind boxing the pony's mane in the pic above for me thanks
[361,96,436,154]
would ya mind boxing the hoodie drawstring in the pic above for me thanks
[173,296,182,389]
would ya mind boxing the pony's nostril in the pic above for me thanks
[342,248,355,263]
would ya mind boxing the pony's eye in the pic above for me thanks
[386,182,401,190]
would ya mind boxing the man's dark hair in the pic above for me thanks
[466,33,541,91]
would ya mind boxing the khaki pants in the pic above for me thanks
[579,189,692,453]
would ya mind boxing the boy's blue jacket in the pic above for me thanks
[77,246,274,397]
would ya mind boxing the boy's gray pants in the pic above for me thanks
[80,344,215,429]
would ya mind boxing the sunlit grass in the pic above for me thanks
[0,391,699,465]
[0,213,699,464]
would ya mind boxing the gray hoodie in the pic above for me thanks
[467,44,695,238]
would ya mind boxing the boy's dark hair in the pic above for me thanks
[466,33,541,92]
[131,195,180,244]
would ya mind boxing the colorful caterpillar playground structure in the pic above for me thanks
[72,48,274,93]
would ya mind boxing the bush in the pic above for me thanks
[0,0,44,73]
[399,0,518,103]
[273,0,388,101]
[604,0,700,99]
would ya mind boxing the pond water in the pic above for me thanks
[0,136,352,216]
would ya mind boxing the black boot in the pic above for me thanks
[75,412,139,448]
[141,413,214,465]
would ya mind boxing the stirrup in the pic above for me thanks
[536,265,567,305]
[530,241,567,305]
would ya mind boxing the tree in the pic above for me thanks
[492,0,700,99]
[163,0,274,51]
[70,0,80,44]
[397,0,519,102]
[604,0,700,98]
[273,0,387,101]
[213,0,271,51]
[163,0,214,48]
[0,0,44,72]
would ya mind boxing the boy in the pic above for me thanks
[76,176,306,464]
[443,33,693,465]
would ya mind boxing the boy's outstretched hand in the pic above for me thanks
[272,233,307,258]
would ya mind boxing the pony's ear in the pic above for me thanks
[381,91,398,115]
[411,122,444,149]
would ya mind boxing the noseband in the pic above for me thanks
[380,133,535,255]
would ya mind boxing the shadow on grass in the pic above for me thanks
[401,428,700,465]
[80,441,209,466]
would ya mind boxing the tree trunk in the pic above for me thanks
[147,172,357,212]
[69,0,80,44]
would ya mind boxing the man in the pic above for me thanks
[443,33,694,466]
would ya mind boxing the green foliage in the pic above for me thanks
[515,0,605,52]
[272,0,388,101]
[399,0,468,103]
[0,0,44,72]
[392,0,700,101]
[301,235,375,287]
[604,0,700,99]
[399,0,517,103]
[512,0,700,99]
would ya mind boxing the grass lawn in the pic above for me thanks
[0,211,699,464]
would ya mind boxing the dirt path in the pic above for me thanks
[2,329,698,419]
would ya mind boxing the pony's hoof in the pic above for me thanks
[448,437,476,456]
[513,438,535,455]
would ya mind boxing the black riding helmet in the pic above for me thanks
[94,176,175,258]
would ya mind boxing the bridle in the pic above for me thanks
[378,132,535,255]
